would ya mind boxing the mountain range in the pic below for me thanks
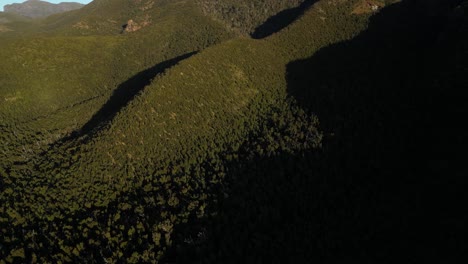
[3,0,84,18]
[0,0,466,262]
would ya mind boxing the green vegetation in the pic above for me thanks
[1,0,466,262]
[196,0,306,35]
[0,12,33,36]
[0,0,235,168]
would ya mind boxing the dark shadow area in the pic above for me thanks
[77,51,197,137]
[283,0,467,260]
[251,0,318,39]
[120,23,128,34]
[164,0,467,262]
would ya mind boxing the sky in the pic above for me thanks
[1,0,93,11]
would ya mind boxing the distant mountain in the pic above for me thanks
[3,0,84,18]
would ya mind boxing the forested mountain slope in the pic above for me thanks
[0,0,236,169]
[0,0,466,262]
[196,0,307,35]
[0,12,30,24]
[0,12,31,34]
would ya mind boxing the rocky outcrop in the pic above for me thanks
[122,15,151,33]
[351,0,386,14]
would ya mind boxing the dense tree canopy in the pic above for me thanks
[0,0,466,262]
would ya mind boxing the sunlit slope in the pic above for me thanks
[0,2,233,124]
[37,0,315,37]
[0,37,119,122]
[0,36,119,167]
[71,0,378,177]
[37,0,170,35]
[0,1,234,167]
[269,0,398,60]
[1,0,338,170]
[56,39,290,181]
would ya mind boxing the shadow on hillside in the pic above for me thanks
[77,51,197,137]
[283,0,466,260]
[164,0,467,262]
[251,0,317,39]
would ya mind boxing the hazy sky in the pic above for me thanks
[1,0,93,11]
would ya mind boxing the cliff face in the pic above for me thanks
[4,0,84,18]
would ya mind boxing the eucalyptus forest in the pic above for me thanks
[0,0,466,262]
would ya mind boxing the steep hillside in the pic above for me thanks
[0,12,30,24]
[0,11,32,34]
[0,0,327,169]
[4,0,84,18]
[169,0,468,262]
[0,0,234,168]
[196,0,306,35]
[37,0,162,35]
[0,0,370,262]
[0,0,466,262]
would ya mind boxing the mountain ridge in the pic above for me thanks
[3,0,84,18]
